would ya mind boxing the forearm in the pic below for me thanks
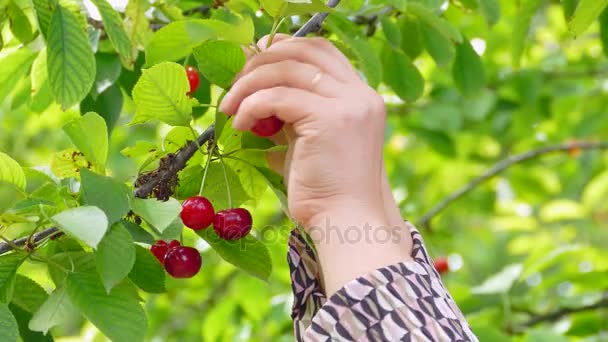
[306,194,412,296]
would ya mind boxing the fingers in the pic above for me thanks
[257,33,291,50]
[220,60,341,115]
[231,87,327,132]
[240,38,357,82]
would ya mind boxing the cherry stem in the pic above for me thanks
[183,54,191,67]
[217,151,233,208]
[189,125,208,158]
[198,143,214,195]
[266,17,285,49]
[194,103,217,108]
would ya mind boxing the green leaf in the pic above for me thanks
[419,20,455,66]
[407,3,462,43]
[0,152,25,191]
[582,170,608,211]
[563,0,579,20]
[131,198,181,233]
[399,16,423,59]
[125,0,151,51]
[471,263,523,294]
[526,328,570,342]
[30,48,53,113]
[407,125,457,157]
[381,44,424,102]
[10,275,48,313]
[568,0,608,36]
[0,303,18,342]
[381,17,401,48]
[0,49,36,103]
[145,16,254,66]
[9,304,53,342]
[479,0,500,25]
[67,271,147,342]
[90,0,133,65]
[95,223,136,293]
[325,14,382,88]
[92,53,122,97]
[81,84,123,134]
[28,287,77,334]
[48,252,96,287]
[453,38,485,96]
[63,112,108,167]
[80,169,130,224]
[131,62,193,126]
[129,245,166,293]
[0,254,25,303]
[512,0,543,68]
[202,162,252,210]
[194,40,246,89]
[47,4,96,109]
[197,228,272,281]
[50,148,104,179]
[118,220,155,244]
[600,9,608,57]
[32,0,55,39]
[278,0,329,17]
[51,206,109,249]
[7,0,35,44]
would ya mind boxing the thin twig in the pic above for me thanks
[417,140,608,230]
[516,295,608,330]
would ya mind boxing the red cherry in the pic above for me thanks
[185,66,200,95]
[213,208,252,240]
[164,246,202,278]
[251,116,284,137]
[181,196,215,230]
[150,240,181,264]
[434,257,449,274]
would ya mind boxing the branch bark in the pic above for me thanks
[417,140,608,229]
[0,1,340,257]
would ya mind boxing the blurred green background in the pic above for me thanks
[1,0,608,340]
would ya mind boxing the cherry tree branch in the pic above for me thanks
[516,295,608,330]
[417,140,608,230]
[0,1,340,257]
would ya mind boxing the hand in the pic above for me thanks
[220,35,413,295]
[221,35,387,226]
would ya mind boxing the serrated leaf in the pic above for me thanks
[30,48,53,113]
[81,83,123,133]
[381,44,424,102]
[32,0,55,39]
[118,220,155,244]
[568,0,608,36]
[129,245,166,293]
[92,53,122,96]
[50,148,104,179]
[67,271,147,342]
[0,49,36,103]
[145,16,254,66]
[28,287,76,334]
[90,0,132,66]
[51,206,109,249]
[95,223,135,293]
[325,14,382,88]
[48,252,95,287]
[194,40,246,89]
[198,228,272,281]
[131,62,193,126]
[453,38,485,96]
[0,254,25,302]
[131,198,181,233]
[63,112,108,167]
[125,0,150,51]
[47,4,95,109]
[0,152,26,191]
[80,169,130,224]
[11,275,48,313]
[381,17,401,48]
[471,264,523,294]
[200,162,252,210]
[0,303,18,342]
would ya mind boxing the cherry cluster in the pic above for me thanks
[185,66,284,137]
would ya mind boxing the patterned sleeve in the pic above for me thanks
[288,222,478,341]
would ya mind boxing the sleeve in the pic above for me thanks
[288,222,478,342]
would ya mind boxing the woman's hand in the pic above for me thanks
[220,35,412,295]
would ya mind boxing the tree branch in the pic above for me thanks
[0,1,341,257]
[417,140,608,230]
[517,295,608,330]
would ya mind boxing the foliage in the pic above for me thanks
[0,0,607,340]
